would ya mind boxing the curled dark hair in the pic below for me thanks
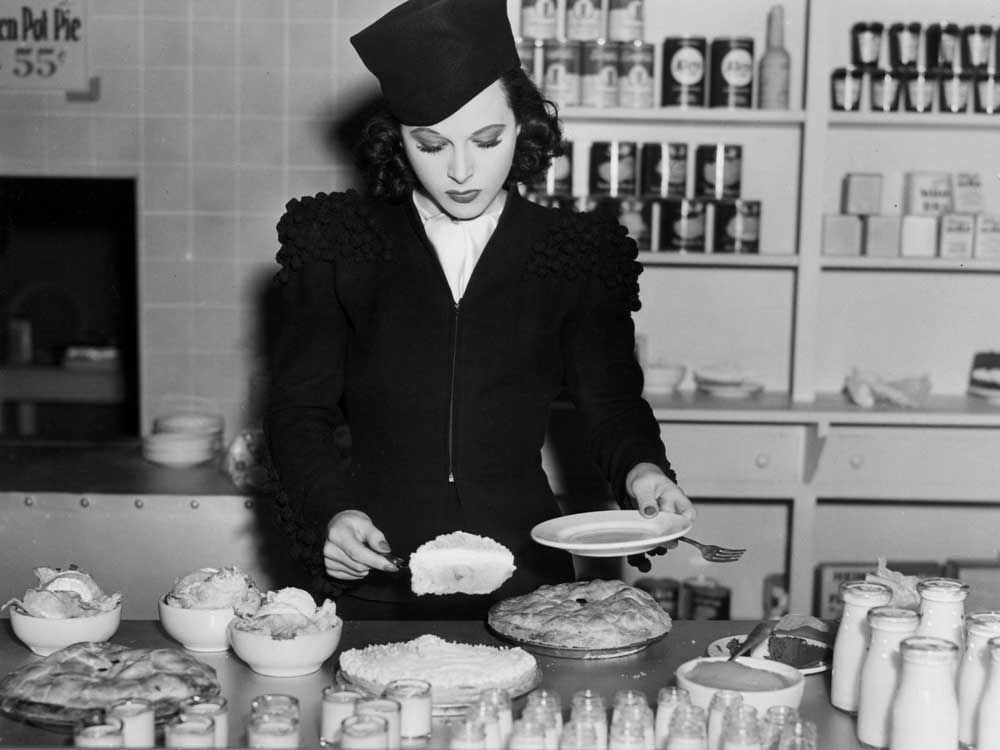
[356,67,564,201]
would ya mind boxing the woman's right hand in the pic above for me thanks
[324,510,399,580]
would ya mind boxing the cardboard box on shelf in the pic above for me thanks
[904,172,953,216]
[953,172,984,214]
[863,215,901,257]
[938,213,975,258]
[975,215,1000,259]
[901,215,938,257]
[841,172,883,215]
[822,214,862,256]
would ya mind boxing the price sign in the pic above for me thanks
[0,0,87,91]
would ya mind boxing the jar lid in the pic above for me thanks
[967,612,1000,637]
[918,577,970,602]
[868,606,920,629]
[840,581,893,604]
[901,636,960,663]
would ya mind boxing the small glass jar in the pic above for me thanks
[481,688,515,747]
[851,22,885,68]
[74,716,125,748]
[856,606,919,749]
[831,67,864,111]
[356,697,401,750]
[466,700,503,749]
[561,719,601,750]
[916,577,970,648]
[958,612,1000,747]
[529,689,565,732]
[250,694,300,721]
[523,704,563,750]
[385,678,432,741]
[608,715,646,750]
[654,686,690,749]
[776,720,817,750]
[890,636,960,750]
[610,703,653,750]
[978,637,1000,748]
[319,687,363,746]
[669,704,707,733]
[831,580,893,713]
[869,69,902,112]
[889,22,922,69]
[107,698,155,749]
[902,69,937,112]
[707,690,743,750]
[760,706,798,750]
[180,696,229,749]
[451,718,488,750]
[340,714,389,750]
[665,717,707,750]
[165,714,216,749]
[509,719,548,750]
[973,71,1000,113]
[938,71,974,114]
[722,712,764,750]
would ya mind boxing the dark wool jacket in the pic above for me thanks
[265,188,675,607]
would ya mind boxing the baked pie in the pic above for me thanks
[0,642,220,725]
[488,579,672,650]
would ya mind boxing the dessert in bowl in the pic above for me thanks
[159,565,260,652]
[228,587,342,677]
[3,566,123,656]
[675,655,804,714]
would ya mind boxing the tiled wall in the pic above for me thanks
[0,0,399,439]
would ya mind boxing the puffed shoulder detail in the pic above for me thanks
[274,189,393,284]
[524,208,643,311]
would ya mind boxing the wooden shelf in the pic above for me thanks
[639,252,799,269]
[828,111,1000,130]
[820,257,1000,273]
[646,390,1000,427]
[560,107,806,126]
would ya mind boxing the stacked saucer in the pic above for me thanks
[142,412,224,468]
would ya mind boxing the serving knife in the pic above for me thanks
[728,620,775,661]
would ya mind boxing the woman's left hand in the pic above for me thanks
[625,463,695,573]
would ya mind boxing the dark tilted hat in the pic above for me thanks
[350,0,520,126]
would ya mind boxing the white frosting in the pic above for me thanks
[409,531,515,596]
[971,367,1000,385]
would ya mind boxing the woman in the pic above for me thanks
[265,0,694,619]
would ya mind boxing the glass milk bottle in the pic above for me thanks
[916,578,970,650]
[856,606,919,749]
[889,636,960,750]
[958,612,1000,748]
[831,580,893,713]
[977,637,1000,748]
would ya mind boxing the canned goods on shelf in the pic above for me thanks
[530,140,573,196]
[939,70,973,113]
[657,197,707,252]
[681,576,731,620]
[869,69,902,112]
[589,141,638,197]
[581,40,620,108]
[830,66,864,111]
[517,37,545,87]
[639,142,688,198]
[520,0,559,41]
[617,39,655,108]
[607,0,643,42]
[926,23,962,71]
[850,22,884,69]
[900,69,936,113]
[662,36,707,107]
[695,144,742,200]
[962,24,995,70]
[524,191,577,211]
[712,199,760,253]
[566,0,606,41]
[543,40,582,108]
[973,71,1000,113]
[594,196,651,250]
[709,37,754,108]
[888,22,921,70]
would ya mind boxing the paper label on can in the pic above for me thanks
[857,31,879,64]
[670,46,704,85]
[727,215,760,242]
[521,0,557,40]
[567,0,603,40]
[720,48,753,87]
[608,0,643,42]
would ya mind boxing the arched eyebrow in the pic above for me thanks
[409,123,507,141]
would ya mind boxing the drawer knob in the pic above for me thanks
[849,454,865,469]
[755,453,771,468]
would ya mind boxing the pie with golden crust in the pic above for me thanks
[487,579,672,650]
[0,642,220,726]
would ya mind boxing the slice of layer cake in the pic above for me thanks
[409,531,515,596]
[969,351,1000,398]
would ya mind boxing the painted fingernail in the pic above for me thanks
[641,505,658,517]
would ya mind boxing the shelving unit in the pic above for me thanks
[516,0,1000,614]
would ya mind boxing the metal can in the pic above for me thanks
[531,140,573,195]
[595,196,650,249]
[520,0,558,41]
[581,40,620,108]
[618,39,655,108]
[607,0,643,42]
[659,197,706,252]
[543,40,582,108]
[709,37,754,108]
[695,143,742,199]
[589,140,637,196]
[639,142,687,198]
[516,37,545,87]
[713,199,760,253]
[662,36,707,107]
[633,576,681,617]
[681,576,731,620]
[566,0,605,41]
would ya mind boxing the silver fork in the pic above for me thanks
[678,536,746,563]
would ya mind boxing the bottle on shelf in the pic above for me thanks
[758,4,791,109]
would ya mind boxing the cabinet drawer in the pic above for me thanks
[659,424,805,482]
[814,427,1000,498]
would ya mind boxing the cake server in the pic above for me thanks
[728,620,775,661]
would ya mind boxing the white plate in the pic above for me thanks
[697,381,764,399]
[706,634,830,676]
[531,510,692,557]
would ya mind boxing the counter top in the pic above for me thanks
[0,619,865,748]
[0,441,243,496]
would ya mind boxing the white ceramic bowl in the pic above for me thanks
[643,364,687,394]
[158,597,235,652]
[227,619,343,677]
[10,605,122,656]
[674,655,805,714]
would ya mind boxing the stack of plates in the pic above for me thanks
[693,366,764,399]
[142,412,224,468]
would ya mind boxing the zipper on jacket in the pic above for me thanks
[447,301,460,482]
